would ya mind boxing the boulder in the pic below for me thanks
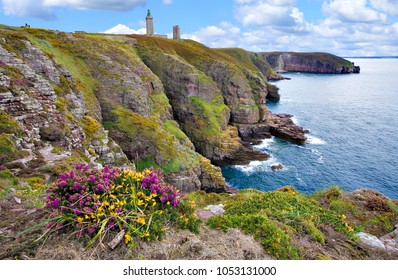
[356,232,386,250]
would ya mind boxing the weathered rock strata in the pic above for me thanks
[0,27,310,192]
[262,52,360,74]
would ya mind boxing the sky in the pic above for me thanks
[1,0,398,56]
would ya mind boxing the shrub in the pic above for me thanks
[366,197,392,212]
[45,164,200,247]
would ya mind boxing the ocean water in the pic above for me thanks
[222,59,398,199]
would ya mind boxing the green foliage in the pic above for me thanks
[0,169,19,198]
[208,213,299,259]
[135,157,161,172]
[27,32,99,117]
[189,186,357,259]
[44,166,200,247]
[81,116,104,145]
[189,95,229,138]
[113,107,199,174]
[0,134,28,165]
[164,120,189,142]
[330,199,357,214]
[0,110,23,136]
[185,190,230,209]
[311,185,343,201]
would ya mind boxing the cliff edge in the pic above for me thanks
[262,51,360,74]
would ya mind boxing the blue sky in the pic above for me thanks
[1,0,398,56]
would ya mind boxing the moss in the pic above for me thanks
[113,107,199,174]
[27,33,99,118]
[51,146,64,155]
[188,186,357,259]
[330,199,357,214]
[135,156,161,172]
[54,97,66,112]
[0,110,23,136]
[0,134,28,165]
[311,185,343,201]
[81,116,103,145]
[148,91,172,121]
[40,123,66,141]
[26,158,46,169]
[0,169,15,179]
[185,190,230,208]
[188,95,228,138]
[208,213,299,259]
[163,120,189,142]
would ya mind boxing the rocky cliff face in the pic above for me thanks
[262,52,360,74]
[0,26,308,193]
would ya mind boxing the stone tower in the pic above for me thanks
[173,25,180,40]
[146,9,154,36]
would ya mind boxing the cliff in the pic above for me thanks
[0,26,311,193]
[262,52,360,74]
[1,26,396,262]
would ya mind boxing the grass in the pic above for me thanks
[187,186,358,259]
[163,120,189,142]
[26,33,99,118]
[188,95,229,138]
[113,107,200,174]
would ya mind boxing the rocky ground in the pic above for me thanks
[1,187,397,260]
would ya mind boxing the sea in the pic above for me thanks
[222,58,398,199]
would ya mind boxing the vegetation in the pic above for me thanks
[43,164,200,248]
[113,106,200,174]
[184,186,398,260]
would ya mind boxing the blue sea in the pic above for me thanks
[222,59,398,199]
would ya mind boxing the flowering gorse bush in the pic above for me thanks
[45,164,200,248]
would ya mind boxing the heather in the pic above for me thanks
[44,164,200,248]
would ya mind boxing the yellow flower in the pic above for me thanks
[137,217,146,225]
[124,233,132,244]
[77,217,84,223]
[137,200,144,206]
[141,231,149,238]
[342,214,347,220]
[137,191,144,197]
[152,201,157,207]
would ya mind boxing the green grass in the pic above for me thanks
[0,110,23,136]
[113,107,199,174]
[163,120,189,142]
[188,95,229,138]
[188,187,356,259]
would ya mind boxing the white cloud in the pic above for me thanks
[323,0,387,23]
[1,0,146,20]
[371,0,398,16]
[183,21,241,48]
[163,0,173,4]
[1,0,56,20]
[103,24,146,35]
[235,0,298,27]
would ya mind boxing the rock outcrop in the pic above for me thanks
[262,52,360,74]
[0,26,309,192]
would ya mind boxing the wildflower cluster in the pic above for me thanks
[45,165,200,247]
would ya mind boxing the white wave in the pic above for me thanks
[253,137,275,150]
[306,135,326,145]
[234,160,263,173]
[233,155,287,174]
[311,149,325,164]
[291,116,299,125]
